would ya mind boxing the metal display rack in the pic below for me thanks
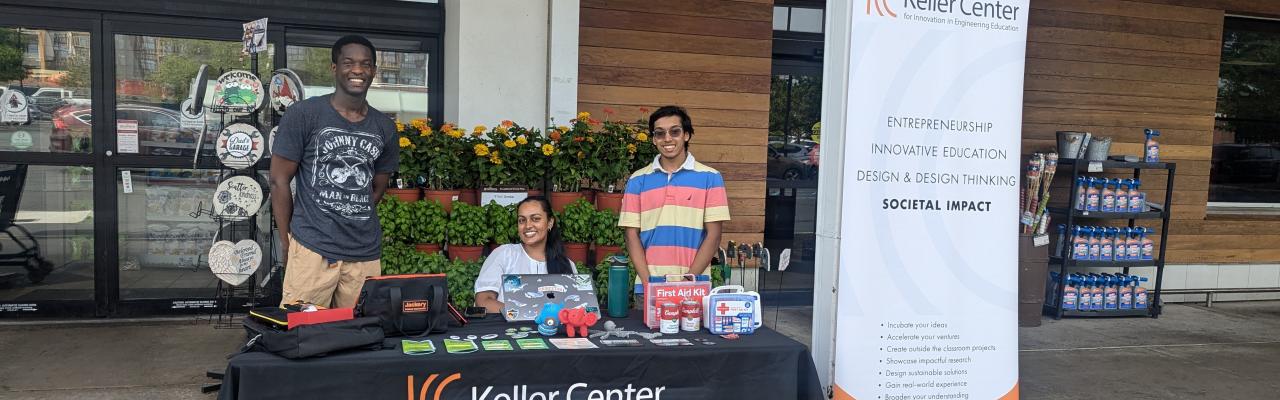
[190,53,280,328]
[1044,158,1176,319]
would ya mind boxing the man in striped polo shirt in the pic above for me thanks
[619,106,731,293]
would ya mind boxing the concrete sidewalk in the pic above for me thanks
[1,302,1278,399]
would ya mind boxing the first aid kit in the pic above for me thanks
[702,285,762,335]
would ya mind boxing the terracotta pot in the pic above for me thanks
[386,188,421,203]
[413,243,441,254]
[448,245,485,262]
[423,189,461,214]
[595,191,624,212]
[458,188,479,206]
[550,191,585,213]
[592,244,622,266]
[564,243,589,265]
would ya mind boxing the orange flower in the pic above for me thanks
[440,123,454,133]
[501,120,514,128]
[639,107,650,113]
[603,107,615,115]
[549,131,562,142]
[573,136,585,143]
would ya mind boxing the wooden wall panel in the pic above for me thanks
[579,0,772,255]
[1027,0,1280,263]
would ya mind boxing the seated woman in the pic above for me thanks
[474,196,577,313]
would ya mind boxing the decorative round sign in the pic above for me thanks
[216,123,264,169]
[10,130,32,150]
[212,175,264,221]
[209,70,264,114]
[208,240,247,285]
[269,68,304,113]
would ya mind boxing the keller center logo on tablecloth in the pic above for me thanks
[406,373,462,400]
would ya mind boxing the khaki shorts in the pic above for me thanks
[280,236,381,308]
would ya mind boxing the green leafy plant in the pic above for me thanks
[484,201,518,245]
[447,257,485,309]
[593,209,624,247]
[382,242,451,275]
[376,197,412,243]
[592,120,638,192]
[559,199,595,244]
[406,199,448,244]
[447,202,490,246]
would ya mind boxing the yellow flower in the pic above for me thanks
[503,139,517,148]
[398,137,411,148]
[627,143,637,154]
[489,151,502,165]
[395,121,405,133]
[556,125,569,133]
[542,144,555,156]
[473,143,490,156]
[474,125,487,134]
[447,129,462,139]
[516,135,528,145]
[576,111,590,121]
[636,133,648,142]
[496,126,509,135]
[410,118,429,132]
[419,126,433,137]
[458,129,471,138]
[576,151,585,159]
[586,136,595,143]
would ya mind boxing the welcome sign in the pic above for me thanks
[835,0,1028,399]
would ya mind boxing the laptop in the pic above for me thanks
[500,274,602,322]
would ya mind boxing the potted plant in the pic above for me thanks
[559,198,595,265]
[484,201,518,250]
[423,123,463,213]
[549,112,596,211]
[376,196,412,244]
[592,120,640,211]
[406,199,448,254]
[446,202,489,261]
[498,121,545,193]
[446,256,485,310]
[387,119,428,202]
[591,209,625,266]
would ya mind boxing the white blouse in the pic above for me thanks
[474,244,578,303]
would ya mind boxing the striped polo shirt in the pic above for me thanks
[619,153,731,283]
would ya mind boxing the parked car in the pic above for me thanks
[768,147,812,180]
[28,87,89,117]
[768,140,816,165]
[52,104,185,154]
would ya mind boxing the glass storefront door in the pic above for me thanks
[0,13,102,316]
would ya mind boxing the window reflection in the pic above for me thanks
[0,164,94,301]
[114,35,272,156]
[286,46,429,122]
[0,27,92,153]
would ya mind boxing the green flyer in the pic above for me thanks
[516,338,550,350]
[481,340,514,351]
[443,339,479,354]
[401,339,436,355]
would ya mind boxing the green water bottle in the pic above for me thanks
[608,259,631,318]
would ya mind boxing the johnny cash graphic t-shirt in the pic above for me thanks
[273,94,399,261]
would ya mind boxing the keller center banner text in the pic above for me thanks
[834,1,1029,399]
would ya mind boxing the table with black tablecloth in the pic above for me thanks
[218,314,823,400]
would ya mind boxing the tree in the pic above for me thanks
[768,74,823,143]
[0,28,30,83]
[1217,29,1280,144]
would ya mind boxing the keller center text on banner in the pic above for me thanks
[834,1,1029,399]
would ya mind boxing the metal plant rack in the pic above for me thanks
[1044,159,1176,319]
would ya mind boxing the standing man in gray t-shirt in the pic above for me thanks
[270,35,399,308]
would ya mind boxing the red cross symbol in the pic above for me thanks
[716,303,730,315]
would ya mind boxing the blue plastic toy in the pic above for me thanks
[536,302,564,336]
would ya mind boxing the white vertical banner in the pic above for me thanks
[834,1,1029,400]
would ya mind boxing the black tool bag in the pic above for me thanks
[355,273,451,337]
[240,316,384,359]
